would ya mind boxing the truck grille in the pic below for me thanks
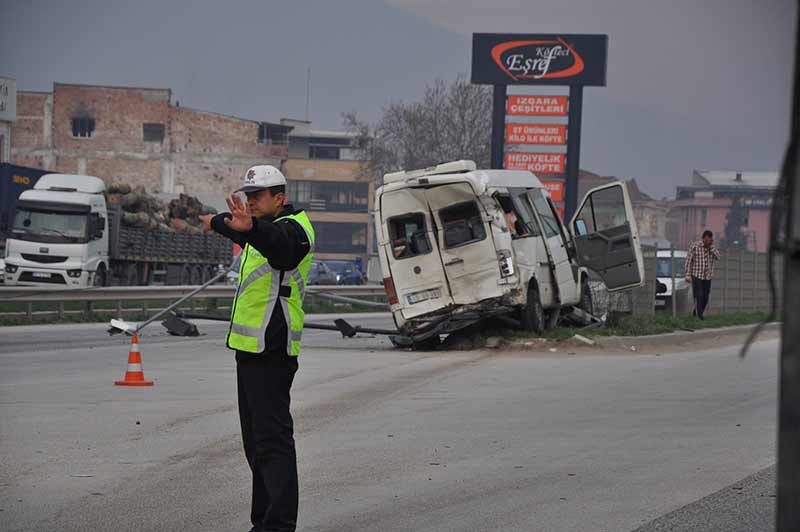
[21,253,68,264]
[18,272,67,284]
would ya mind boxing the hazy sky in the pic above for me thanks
[1,0,795,198]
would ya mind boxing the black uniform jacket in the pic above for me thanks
[211,204,311,356]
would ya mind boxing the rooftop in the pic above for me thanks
[54,82,171,94]
[691,170,779,188]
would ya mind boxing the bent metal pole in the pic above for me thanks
[111,253,241,336]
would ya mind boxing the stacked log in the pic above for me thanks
[106,183,217,234]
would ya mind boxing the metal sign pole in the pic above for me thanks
[491,84,507,170]
[564,85,583,222]
[671,245,677,318]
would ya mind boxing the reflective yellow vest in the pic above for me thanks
[226,211,315,355]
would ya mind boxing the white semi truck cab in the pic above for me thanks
[4,174,109,287]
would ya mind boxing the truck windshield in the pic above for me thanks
[11,208,89,244]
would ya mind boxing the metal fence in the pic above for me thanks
[704,249,783,315]
[2,248,780,322]
[590,246,782,318]
[0,285,388,321]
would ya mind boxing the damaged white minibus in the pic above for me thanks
[375,160,645,345]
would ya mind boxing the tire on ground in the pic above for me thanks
[520,281,545,334]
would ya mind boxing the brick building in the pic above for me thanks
[8,82,372,263]
[668,170,777,252]
[10,82,289,194]
[0,77,16,163]
[281,119,372,262]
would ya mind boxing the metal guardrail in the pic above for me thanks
[0,284,387,303]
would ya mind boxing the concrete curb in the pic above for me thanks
[592,322,781,350]
[504,322,781,352]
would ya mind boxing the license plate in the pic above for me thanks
[32,272,52,279]
[406,288,441,305]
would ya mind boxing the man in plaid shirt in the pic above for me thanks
[684,230,721,319]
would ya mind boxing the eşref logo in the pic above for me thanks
[491,38,585,81]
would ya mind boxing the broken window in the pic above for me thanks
[531,192,561,238]
[143,123,165,142]
[388,213,431,259]
[71,117,95,138]
[498,190,542,239]
[439,201,486,249]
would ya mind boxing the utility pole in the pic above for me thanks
[777,6,800,531]
[305,67,311,122]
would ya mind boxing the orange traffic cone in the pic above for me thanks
[114,335,154,386]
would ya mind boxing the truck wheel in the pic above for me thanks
[124,264,138,286]
[577,277,594,316]
[412,335,441,351]
[93,265,107,287]
[520,282,545,334]
[181,265,192,285]
[191,265,203,285]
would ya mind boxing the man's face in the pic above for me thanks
[245,188,284,218]
[703,235,713,247]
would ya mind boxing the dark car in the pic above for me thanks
[325,260,365,285]
[308,261,338,285]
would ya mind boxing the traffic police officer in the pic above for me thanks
[201,165,314,532]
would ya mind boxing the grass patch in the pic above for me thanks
[489,311,774,345]
[542,310,774,340]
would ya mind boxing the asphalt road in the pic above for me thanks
[0,314,778,532]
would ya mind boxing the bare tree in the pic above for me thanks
[344,75,492,185]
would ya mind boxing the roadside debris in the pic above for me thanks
[572,334,596,346]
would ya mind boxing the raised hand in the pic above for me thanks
[224,193,254,232]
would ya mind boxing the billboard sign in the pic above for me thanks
[0,77,16,122]
[506,124,566,145]
[506,95,567,116]
[505,152,565,174]
[472,34,608,86]
[542,180,565,202]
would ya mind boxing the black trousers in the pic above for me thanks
[236,350,299,532]
[691,277,712,319]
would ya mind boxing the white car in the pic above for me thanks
[655,249,688,307]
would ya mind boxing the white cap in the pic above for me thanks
[236,165,287,192]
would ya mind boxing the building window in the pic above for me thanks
[71,117,95,138]
[309,145,340,159]
[700,208,707,227]
[314,222,369,254]
[258,123,289,145]
[143,123,165,142]
[286,180,369,211]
